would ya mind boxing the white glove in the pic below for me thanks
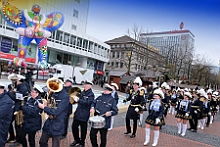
[74,96,79,102]
[194,110,197,114]
[185,113,189,117]
[135,107,139,112]
[208,112,211,116]
[210,107,212,110]
[155,118,160,124]
[216,106,219,109]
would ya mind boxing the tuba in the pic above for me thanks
[69,87,82,104]
[8,73,25,91]
[41,78,63,122]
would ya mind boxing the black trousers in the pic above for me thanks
[125,117,138,135]
[39,131,61,147]
[63,114,70,136]
[90,128,108,147]
[20,129,36,147]
[15,124,22,143]
[72,119,88,146]
[189,116,198,130]
[8,116,15,140]
[206,115,210,126]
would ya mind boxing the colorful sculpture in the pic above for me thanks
[1,2,64,68]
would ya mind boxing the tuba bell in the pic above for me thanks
[69,87,82,104]
[41,78,64,122]
[8,73,26,92]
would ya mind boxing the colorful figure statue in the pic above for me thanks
[1,2,64,68]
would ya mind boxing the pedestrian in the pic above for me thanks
[144,89,165,146]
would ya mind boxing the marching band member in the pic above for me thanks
[161,83,170,118]
[108,82,119,130]
[70,80,94,147]
[188,89,203,132]
[0,83,14,147]
[175,92,192,136]
[62,78,73,139]
[169,89,177,115]
[90,84,118,147]
[209,91,219,124]
[138,87,147,127]
[123,77,146,138]
[20,85,43,147]
[38,78,69,147]
[201,93,211,129]
[197,90,208,130]
[144,89,165,146]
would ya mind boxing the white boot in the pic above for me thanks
[197,119,201,128]
[181,124,187,136]
[152,130,159,146]
[210,116,213,124]
[139,114,143,126]
[168,107,171,114]
[201,119,205,130]
[172,107,175,115]
[144,128,150,146]
[108,116,114,130]
[177,122,181,134]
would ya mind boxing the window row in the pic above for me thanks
[108,62,124,68]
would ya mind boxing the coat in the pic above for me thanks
[42,88,69,136]
[91,93,118,129]
[0,92,14,147]
[74,88,95,122]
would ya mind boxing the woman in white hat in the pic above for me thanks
[144,89,165,146]
[175,92,192,136]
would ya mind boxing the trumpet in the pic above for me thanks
[41,78,63,122]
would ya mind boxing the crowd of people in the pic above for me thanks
[0,74,219,147]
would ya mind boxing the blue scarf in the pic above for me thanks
[179,100,189,112]
[150,99,161,111]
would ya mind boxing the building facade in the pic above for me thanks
[105,35,165,89]
[0,0,110,80]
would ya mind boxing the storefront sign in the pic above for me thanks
[0,37,13,53]
[0,52,36,63]
[96,70,104,75]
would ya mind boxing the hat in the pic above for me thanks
[0,83,6,89]
[184,88,189,92]
[207,89,212,94]
[133,77,142,86]
[184,92,192,99]
[18,75,26,82]
[152,82,158,89]
[177,87,181,92]
[161,82,168,89]
[84,80,93,85]
[111,83,118,90]
[65,77,73,83]
[153,89,164,99]
[165,84,170,90]
[33,84,44,93]
[104,84,113,91]
[213,91,219,96]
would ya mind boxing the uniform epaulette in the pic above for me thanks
[130,89,133,94]
[139,89,144,96]
[149,91,152,94]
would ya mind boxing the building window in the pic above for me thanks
[72,24,77,30]
[117,52,120,58]
[120,62,123,68]
[116,62,119,68]
[73,9,78,18]
[112,52,115,58]
[121,52,124,58]
[111,62,114,66]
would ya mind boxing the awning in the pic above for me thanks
[119,76,136,84]
[108,70,127,77]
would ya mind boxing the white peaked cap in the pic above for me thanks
[153,88,164,99]
[133,77,142,86]
[33,84,44,93]
[165,84,170,90]
[213,91,219,96]
[184,88,189,92]
[161,82,167,88]
[153,82,158,89]
[184,92,192,99]
[111,83,119,90]
[139,87,146,93]
[199,89,206,97]
[207,89,212,94]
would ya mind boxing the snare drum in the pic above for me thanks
[89,116,106,128]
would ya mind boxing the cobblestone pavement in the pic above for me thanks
[2,78,220,147]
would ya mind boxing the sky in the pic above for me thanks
[86,0,220,66]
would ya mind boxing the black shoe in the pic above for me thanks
[6,138,15,143]
[187,128,192,131]
[76,145,84,147]
[9,142,20,146]
[130,134,136,138]
[124,132,131,134]
[206,124,209,127]
[70,141,80,146]
[191,129,197,132]
[61,135,66,139]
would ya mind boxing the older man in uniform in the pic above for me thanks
[123,77,146,138]
[0,83,14,147]
[90,84,118,147]
[70,80,94,147]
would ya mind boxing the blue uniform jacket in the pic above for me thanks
[64,86,73,115]
[74,88,95,122]
[91,93,118,129]
[0,92,14,147]
[15,82,29,112]
[21,95,42,132]
[42,88,69,136]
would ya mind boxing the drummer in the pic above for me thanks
[90,84,118,147]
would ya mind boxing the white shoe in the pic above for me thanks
[210,122,212,124]
[178,131,181,134]
[143,140,149,146]
[152,142,158,146]
[108,128,112,130]
[201,126,204,130]
[197,125,201,129]
[180,133,185,136]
